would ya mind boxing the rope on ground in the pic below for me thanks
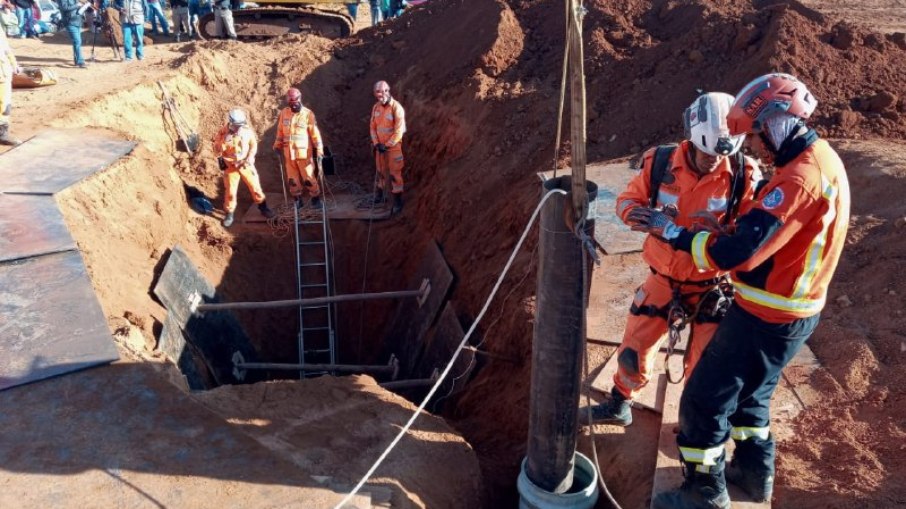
[333,188,568,509]
[354,171,381,361]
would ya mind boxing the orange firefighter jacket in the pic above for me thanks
[616,140,760,283]
[274,106,323,161]
[214,124,257,168]
[370,98,406,147]
[682,137,850,323]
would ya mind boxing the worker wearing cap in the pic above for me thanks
[646,74,851,508]
[0,28,20,146]
[273,87,324,210]
[370,80,406,214]
[214,108,274,227]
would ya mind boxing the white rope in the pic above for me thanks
[333,188,568,508]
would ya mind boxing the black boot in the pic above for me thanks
[310,196,323,209]
[727,434,775,502]
[0,124,21,146]
[586,387,632,426]
[294,196,304,210]
[391,193,403,214]
[258,201,276,219]
[373,190,385,204]
[652,456,730,509]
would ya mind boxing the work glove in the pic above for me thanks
[689,211,730,235]
[217,157,227,171]
[375,143,387,153]
[628,207,685,241]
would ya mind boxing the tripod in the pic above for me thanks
[89,8,122,62]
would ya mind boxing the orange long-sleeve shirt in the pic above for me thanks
[274,106,323,161]
[370,98,406,147]
[616,140,760,283]
[213,124,257,168]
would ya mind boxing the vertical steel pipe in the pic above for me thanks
[525,175,597,494]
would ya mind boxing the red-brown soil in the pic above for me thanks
[6,0,906,507]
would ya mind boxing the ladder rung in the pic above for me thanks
[299,221,324,225]
[299,262,327,267]
[300,283,328,288]
[302,326,331,332]
[305,348,332,354]
[302,304,329,310]
[298,241,325,246]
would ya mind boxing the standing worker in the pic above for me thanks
[0,28,19,145]
[587,92,760,426]
[370,80,406,214]
[214,108,275,227]
[57,0,89,68]
[273,88,324,210]
[116,0,146,62]
[212,0,235,39]
[640,74,851,508]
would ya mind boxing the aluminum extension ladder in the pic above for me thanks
[293,201,337,376]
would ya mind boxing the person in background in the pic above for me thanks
[145,0,169,35]
[369,80,406,214]
[0,27,21,145]
[367,0,380,26]
[187,0,209,39]
[57,0,89,67]
[344,1,356,21]
[12,0,35,38]
[215,108,275,227]
[212,0,234,39]
[170,0,189,40]
[116,0,146,61]
[1,1,21,37]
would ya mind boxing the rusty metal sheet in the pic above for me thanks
[0,251,118,391]
[0,129,136,195]
[152,245,259,386]
[540,163,645,254]
[417,302,474,396]
[0,194,77,263]
[383,241,454,377]
[159,312,216,391]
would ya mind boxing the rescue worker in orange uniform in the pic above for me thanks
[588,92,760,427]
[370,80,406,214]
[645,74,851,509]
[0,28,21,146]
[273,88,324,209]
[213,108,275,227]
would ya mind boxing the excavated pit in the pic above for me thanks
[18,0,906,507]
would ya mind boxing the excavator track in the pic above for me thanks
[199,7,353,40]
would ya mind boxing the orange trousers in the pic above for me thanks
[222,164,266,213]
[613,273,719,400]
[283,153,319,198]
[375,145,404,194]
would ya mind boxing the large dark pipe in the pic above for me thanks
[525,175,596,493]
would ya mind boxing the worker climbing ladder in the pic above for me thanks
[293,201,337,375]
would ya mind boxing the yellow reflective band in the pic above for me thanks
[679,445,724,466]
[792,176,837,299]
[734,281,825,314]
[731,426,770,441]
[691,232,713,271]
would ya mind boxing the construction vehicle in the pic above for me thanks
[198,0,354,41]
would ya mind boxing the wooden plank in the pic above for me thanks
[242,192,391,224]
[382,240,454,377]
[0,194,77,263]
[0,129,136,195]
[540,162,645,254]
[590,338,688,413]
[152,245,259,386]
[0,251,118,390]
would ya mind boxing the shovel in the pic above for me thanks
[157,81,200,156]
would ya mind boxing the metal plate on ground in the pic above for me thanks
[383,241,454,377]
[540,163,645,254]
[0,251,118,391]
[242,192,392,224]
[417,302,474,396]
[0,129,136,195]
[0,194,77,263]
[152,245,259,386]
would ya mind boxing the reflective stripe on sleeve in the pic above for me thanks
[691,232,713,271]
[792,175,837,299]
[730,426,770,441]
[679,445,725,466]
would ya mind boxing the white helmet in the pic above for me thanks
[683,92,745,156]
[228,108,247,126]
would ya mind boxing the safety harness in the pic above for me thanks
[635,144,746,383]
